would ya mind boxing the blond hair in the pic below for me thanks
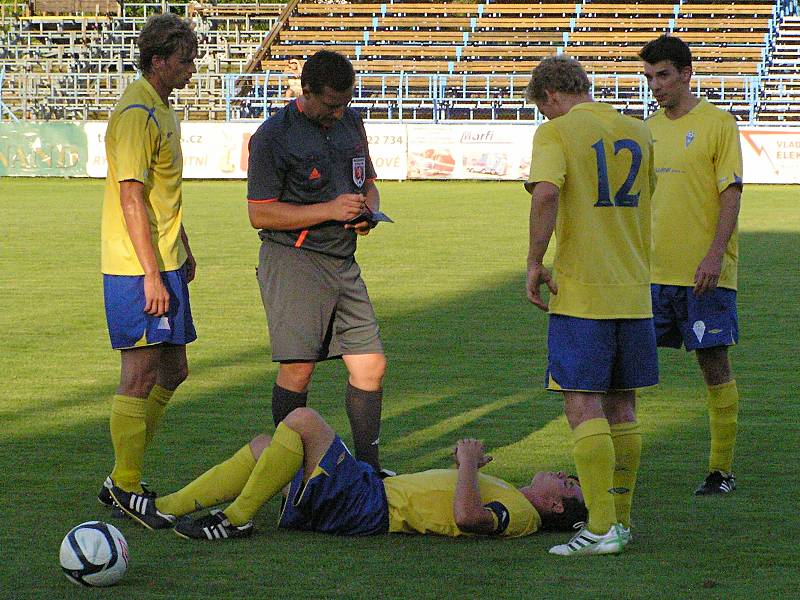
[525,55,591,102]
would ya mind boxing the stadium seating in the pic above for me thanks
[0,0,796,122]
[759,14,800,121]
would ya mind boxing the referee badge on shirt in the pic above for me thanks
[352,156,366,187]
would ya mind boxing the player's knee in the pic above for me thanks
[249,433,272,460]
[372,354,387,381]
[349,354,387,389]
[697,347,732,385]
[279,362,315,390]
[283,406,323,433]
[162,363,189,389]
[118,369,158,397]
[602,391,636,423]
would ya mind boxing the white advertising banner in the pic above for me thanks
[86,120,407,180]
[406,123,536,180]
[84,121,107,178]
[363,122,408,180]
[740,127,800,184]
[86,121,259,179]
[85,121,799,184]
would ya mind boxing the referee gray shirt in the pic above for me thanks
[247,100,377,258]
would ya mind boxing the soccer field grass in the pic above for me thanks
[0,179,798,599]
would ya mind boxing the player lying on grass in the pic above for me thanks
[110,407,586,541]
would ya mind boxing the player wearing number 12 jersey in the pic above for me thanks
[524,55,658,556]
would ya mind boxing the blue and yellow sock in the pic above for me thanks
[144,385,174,447]
[223,423,304,526]
[708,380,738,474]
[610,421,641,529]
[156,444,257,517]
[572,418,616,535]
[109,394,147,493]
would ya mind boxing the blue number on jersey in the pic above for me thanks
[591,138,643,207]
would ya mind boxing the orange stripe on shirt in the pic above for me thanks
[248,198,278,203]
[294,230,309,248]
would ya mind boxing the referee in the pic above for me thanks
[246,50,387,472]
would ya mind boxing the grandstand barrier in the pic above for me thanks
[1,122,799,184]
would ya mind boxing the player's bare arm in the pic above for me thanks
[248,193,363,230]
[452,438,496,535]
[119,179,170,317]
[694,184,742,295]
[527,181,559,311]
[180,225,196,283]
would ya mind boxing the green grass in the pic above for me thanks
[0,179,798,599]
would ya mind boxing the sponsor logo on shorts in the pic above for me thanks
[157,316,171,331]
[692,320,706,343]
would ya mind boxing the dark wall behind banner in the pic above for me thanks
[0,123,88,177]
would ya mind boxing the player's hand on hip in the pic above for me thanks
[143,272,170,317]
[694,252,723,296]
[328,193,365,222]
[526,263,557,311]
[184,253,197,283]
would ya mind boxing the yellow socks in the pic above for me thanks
[109,394,147,493]
[223,423,304,526]
[144,385,174,447]
[572,418,616,535]
[708,380,739,474]
[156,444,257,517]
[610,421,642,529]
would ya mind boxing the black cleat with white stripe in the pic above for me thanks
[174,509,253,541]
[98,476,157,519]
[108,485,176,530]
[694,471,736,495]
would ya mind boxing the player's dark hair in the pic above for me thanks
[301,50,356,94]
[639,35,693,71]
[539,495,589,532]
[137,12,197,74]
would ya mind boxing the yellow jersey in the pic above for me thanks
[101,77,187,275]
[527,102,655,318]
[383,469,540,537]
[646,98,743,289]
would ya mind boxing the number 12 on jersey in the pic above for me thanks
[592,138,642,208]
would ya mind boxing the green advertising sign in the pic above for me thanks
[0,122,88,177]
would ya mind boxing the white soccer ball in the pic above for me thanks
[59,521,129,587]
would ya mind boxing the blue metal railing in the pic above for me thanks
[225,72,763,123]
[0,66,20,122]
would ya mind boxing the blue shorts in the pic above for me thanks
[103,268,197,350]
[546,315,659,393]
[651,284,738,351]
[278,436,389,536]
